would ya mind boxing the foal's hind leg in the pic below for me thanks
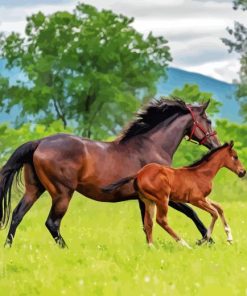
[45,187,74,248]
[156,199,191,249]
[210,200,233,243]
[4,164,44,247]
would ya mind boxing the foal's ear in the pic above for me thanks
[229,140,234,149]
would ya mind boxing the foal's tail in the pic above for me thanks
[0,141,40,229]
[102,175,136,193]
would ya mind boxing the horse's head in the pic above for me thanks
[223,141,246,178]
[186,100,220,149]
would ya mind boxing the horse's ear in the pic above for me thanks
[202,100,210,111]
[229,140,234,149]
[199,100,210,114]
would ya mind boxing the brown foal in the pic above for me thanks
[103,141,246,248]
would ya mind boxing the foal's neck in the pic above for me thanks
[195,151,225,179]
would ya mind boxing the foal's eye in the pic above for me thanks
[233,156,238,160]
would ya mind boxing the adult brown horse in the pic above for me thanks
[0,98,220,247]
[103,142,246,248]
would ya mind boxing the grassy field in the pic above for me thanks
[0,184,247,296]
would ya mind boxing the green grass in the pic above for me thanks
[0,190,247,296]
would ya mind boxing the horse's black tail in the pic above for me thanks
[102,175,136,193]
[0,140,40,229]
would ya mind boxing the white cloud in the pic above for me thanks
[184,58,241,82]
[0,2,75,34]
[0,0,246,82]
[193,0,232,3]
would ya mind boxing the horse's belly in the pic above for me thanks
[76,184,137,202]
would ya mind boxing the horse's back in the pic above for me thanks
[32,134,110,192]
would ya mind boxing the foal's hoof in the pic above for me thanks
[178,239,192,249]
[207,237,215,245]
[148,243,155,249]
[227,239,233,245]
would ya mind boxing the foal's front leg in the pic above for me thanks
[210,200,233,243]
[191,199,219,244]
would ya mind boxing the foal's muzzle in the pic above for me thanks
[238,169,246,178]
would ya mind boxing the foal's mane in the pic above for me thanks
[187,143,229,168]
[119,97,188,142]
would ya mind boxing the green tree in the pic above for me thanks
[0,3,172,138]
[215,119,247,162]
[222,0,247,122]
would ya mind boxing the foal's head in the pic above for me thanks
[186,100,220,149]
[222,141,246,178]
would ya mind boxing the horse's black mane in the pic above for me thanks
[187,143,229,168]
[119,97,188,142]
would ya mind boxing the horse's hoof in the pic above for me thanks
[4,239,12,248]
[227,240,233,245]
[196,236,215,246]
[55,237,68,249]
[196,238,207,246]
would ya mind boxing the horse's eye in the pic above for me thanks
[207,119,212,124]
[234,156,238,160]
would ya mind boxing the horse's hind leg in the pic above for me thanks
[138,195,156,246]
[4,164,44,247]
[169,201,207,238]
[138,199,146,231]
[45,187,74,248]
[210,200,233,243]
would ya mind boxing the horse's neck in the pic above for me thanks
[148,113,192,159]
[195,152,225,180]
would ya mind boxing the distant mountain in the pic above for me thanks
[158,67,240,123]
[0,60,242,124]
[0,59,22,122]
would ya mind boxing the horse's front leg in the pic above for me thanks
[210,200,233,243]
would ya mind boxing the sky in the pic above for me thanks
[0,0,246,83]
